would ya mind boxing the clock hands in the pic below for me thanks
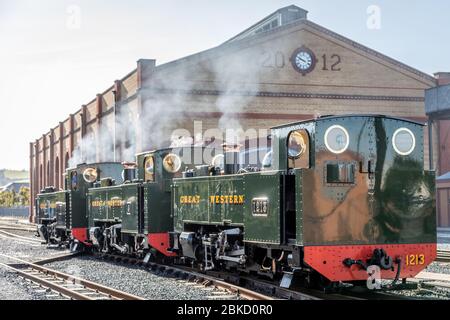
[292,47,315,74]
[297,54,311,66]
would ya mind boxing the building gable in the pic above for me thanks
[149,19,435,98]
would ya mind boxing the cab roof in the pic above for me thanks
[270,114,425,130]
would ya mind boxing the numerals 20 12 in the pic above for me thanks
[261,51,342,72]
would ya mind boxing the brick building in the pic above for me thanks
[30,5,443,222]
[426,74,450,227]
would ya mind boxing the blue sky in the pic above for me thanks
[1,0,449,170]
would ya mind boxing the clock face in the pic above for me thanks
[291,47,316,75]
[295,51,313,70]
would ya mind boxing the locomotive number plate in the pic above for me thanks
[405,254,425,266]
[252,198,269,216]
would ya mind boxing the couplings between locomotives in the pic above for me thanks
[343,248,396,271]
[89,224,131,254]
[177,228,246,270]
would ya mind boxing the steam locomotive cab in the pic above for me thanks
[265,115,436,285]
[293,116,436,284]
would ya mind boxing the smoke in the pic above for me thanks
[68,118,114,168]
[211,49,262,144]
[68,42,264,167]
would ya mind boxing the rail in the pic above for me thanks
[0,253,145,300]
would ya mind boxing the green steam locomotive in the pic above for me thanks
[36,115,436,287]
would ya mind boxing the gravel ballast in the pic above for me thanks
[45,256,219,300]
[0,233,69,263]
[1,227,450,300]
[0,268,38,300]
[0,230,224,300]
[0,232,71,300]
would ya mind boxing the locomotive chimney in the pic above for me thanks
[122,162,137,182]
[222,143,242,175]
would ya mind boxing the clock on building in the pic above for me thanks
[291,46,316,75]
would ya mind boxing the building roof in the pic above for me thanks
[33,5,437,145]
[0,181,29,193]
[224,5,308,44]
[153,5,436,85]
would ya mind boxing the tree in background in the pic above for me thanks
[18,187,30,206]
[0,187,30,207]
[0,190,15,207]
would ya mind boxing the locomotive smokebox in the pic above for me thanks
[223,143,242,175]
[122,162,137,182]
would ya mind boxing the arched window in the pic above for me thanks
[55,157,60,190]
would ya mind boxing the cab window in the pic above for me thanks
[71,171,78,190]
[287,129,310,169]
[144,156,155,182]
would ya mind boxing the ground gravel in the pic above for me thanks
[0,233,69,263]
[1,228,450,300]
[386,286,450,300]
[426,262,450,274]
[0,231,70,300]
[45,256,216,300]
[6,230,39,239]
[0,230,217,300]
[0,268,38,300]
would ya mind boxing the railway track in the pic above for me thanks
[0,229,43,246]
[194,268,418,300]
[101,253,427,300]
[1,248,438,300]
[210,271,351,300]
[2,222,447,300]
[437,249,450,263]
[0,218,36,232]
[0,253,145,300]
[31,252,82,265]
[0,225,36,232]
[96,253,274,300]
[95,253,370,300]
